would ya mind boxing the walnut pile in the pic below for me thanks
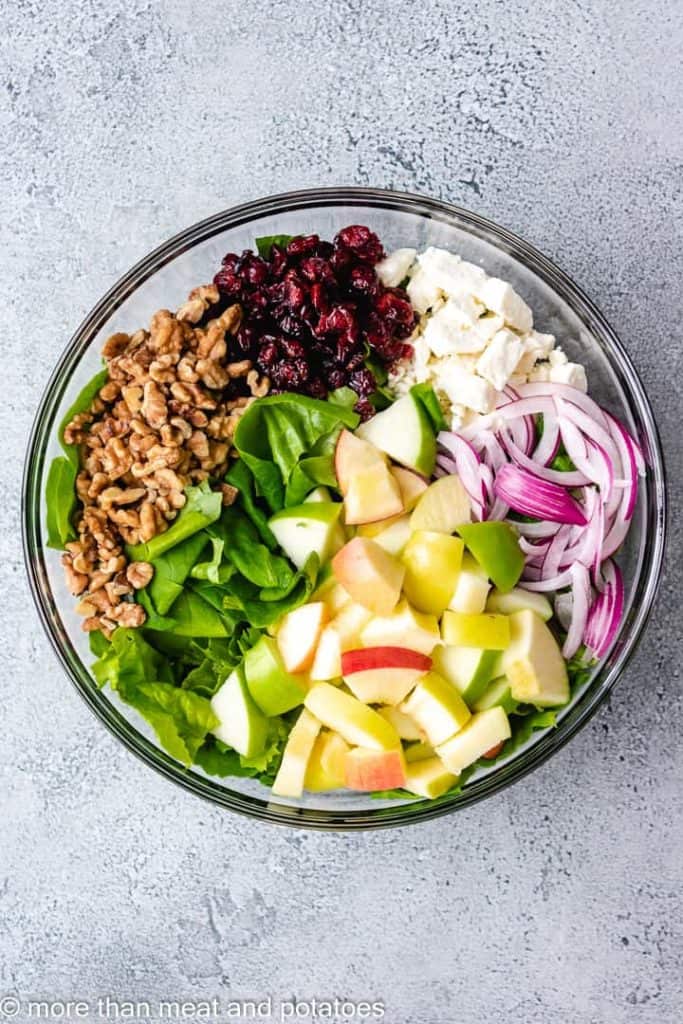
[61,284,270,637]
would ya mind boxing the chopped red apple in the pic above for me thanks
[360,598,440,655]
[309,625,343,681]
[341,646,431,704]
[390,466,429,510]
[334,430,404,525]
[345,746,407,791]
[330,601,374,647]
[277,602,328,674]
[332,537,405,616]
[304,683,400,750]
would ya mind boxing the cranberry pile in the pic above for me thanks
[214,225,416,418]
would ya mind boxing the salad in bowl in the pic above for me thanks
[40,217,649,807]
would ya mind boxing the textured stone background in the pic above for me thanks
[2,1,682,1022]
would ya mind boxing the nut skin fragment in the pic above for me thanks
[60,294,266,633]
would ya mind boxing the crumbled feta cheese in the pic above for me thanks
[475,328,524,391]
[438,364,496,414]
[548,346,569,367]
[417,247,488,298]
[422,297,489,356]
[376,248,417,288]
[527,363,552,383]
[406,265,442,314]
[515,330,556,374]
[475,277,533,333]
[549,361,588,391]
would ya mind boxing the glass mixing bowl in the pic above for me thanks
[22,188,666,829]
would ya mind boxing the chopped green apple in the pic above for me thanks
[486,586,553,621]
[410,475,471,534]
[332,537,405,616]
[432,645,499,705]
[210,666,269,758]
[390,466,429,510]
[359,515,412,556]
[304,683,401,750]
[401,531,464,615]
[448,559,491,614]
[272,708,322,798]
[441,610,510,650]
[277,601,328,674]
[404,757,458,798]
[345,746,407,791]
[304,486,333,503]
[304,731,350,791]
[360,598,441,655]
[269,501,343,570]
[502,610,569,707]
[378,706,424,741]
[473,677,519,715]
[404,740,436,763]
[455,522,524,593]
[436,707,512,774]
[244,635,307,716]
[400,671,472,746]
[341,646,431,704]
[355,391,437,476]
[334,430,404,525]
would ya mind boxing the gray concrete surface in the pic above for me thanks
[2,1,682,1022]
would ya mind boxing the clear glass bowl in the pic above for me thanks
[22,188,666,830]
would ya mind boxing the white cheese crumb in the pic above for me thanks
[438,364,496,414]
[549,361,588,391]
[476,328,525,391]
[475,277,533,333]
[375,248,417,288]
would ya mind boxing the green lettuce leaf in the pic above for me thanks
[225,459,277,548]
[145,532,209,615]
[255,234,294,259]
[127,481,221,562]
[410,382,447,433]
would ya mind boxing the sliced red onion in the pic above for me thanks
[520,568,574,592]
[605,412,638,519]
[558,416,614,501]
[563,563,591,658]
[584,560,624,658]
[514,519,562,539]
[515,381,610,429]
[494,464,587,525]
[501,431,591,487]
[542,523,575,577]
[555,397,620,471]
[533,414,561,466]
[438,433,486,518]
[554,591,574,631]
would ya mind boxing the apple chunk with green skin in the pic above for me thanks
[360,599,441,655]
[304,731,350,791]
[402,531,464,615]
[334,430,404,525]
[404,740,436,762]
[442,610,510,650]
[272,709,322,798]
[410,475,471,534]
[304,683,400,750]
[355,391,437,477]
[358,515,412,556]
[486,586,553,621]
[400,671,472,746]
[277,601,328,674]
[269,501,343,570]
[456,522,524,593]
[345,747,407,791]
[341,646,432,704]
[378,706,424,741]
[436,707,511,774]
[210,666,269,758]
[332,537,405,616]
[432,645,499,706]
[244,635,307,716]
[448,554,491,614]
[473,677,519,715]
[404,757,458,798]
[502,609,569,707]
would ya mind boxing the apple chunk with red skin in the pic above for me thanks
[345,747,407,791]
[334,430,404,525]
[332,536,405,616]
[341,646,432,704]
[277,602,328,674]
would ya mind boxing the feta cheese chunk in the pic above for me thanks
[407,265,442,314]
[376,248,417,288]
[422,297,490,356]
[515,330,556,374]
[475,277,533,332]
[417,247,488,298]
[476,328,525,391]
[548,346,568,367]
[439,363,496,414]
[549,361,588,391]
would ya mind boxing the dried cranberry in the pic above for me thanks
[257,338,280,370]
[269,244,288,277]
[299,257,335,285]
[374,288,415,328]
[307,377,327,399]
[354,398,376,421]
[221,252,241,272]
[327,368,348,389]
[239,254,269,286]
[280,338,306,359]
[317,304,358,341]
[286,234,320,258]
[348,264,379,296]
[349,368,376,397]
[344,349,366,371]
[213,268,241,296]
[276,312,306,338]
[272,358,310,389]
[284,274,308,311]
[310,282,330,315]
[334,225,384,264]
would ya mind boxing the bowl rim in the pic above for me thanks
[22,186,667,830]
